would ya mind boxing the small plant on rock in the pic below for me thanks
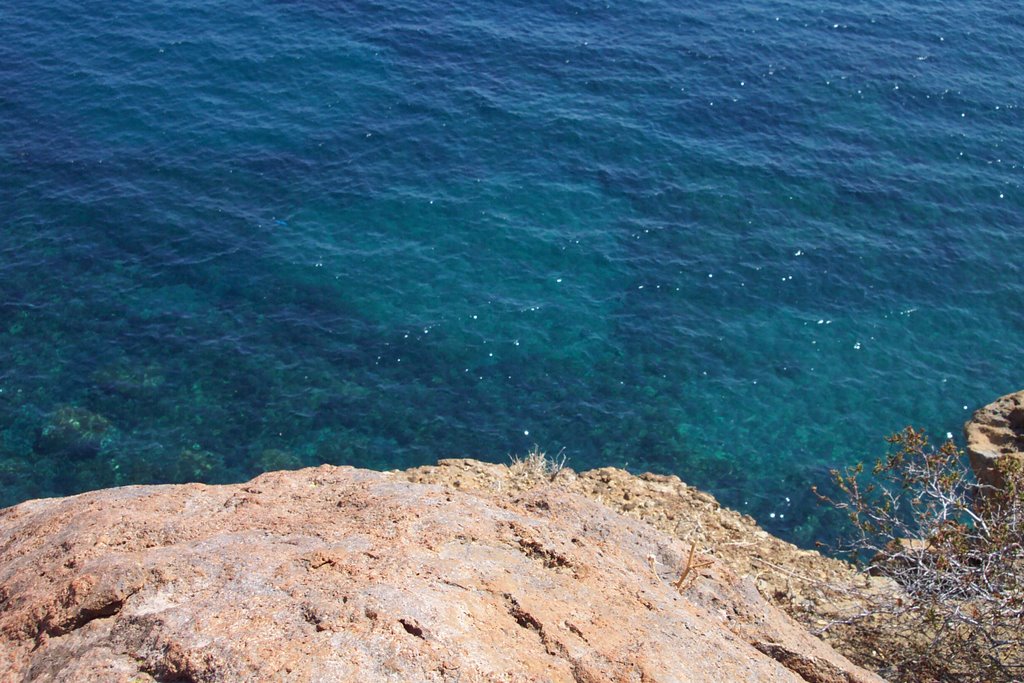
[816,427,1024,682]
[508,445,567,487]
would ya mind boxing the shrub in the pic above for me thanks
[816,427,1024,682]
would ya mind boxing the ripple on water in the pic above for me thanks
[0,0,1022,547]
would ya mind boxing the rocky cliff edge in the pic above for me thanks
[0,462,883,682]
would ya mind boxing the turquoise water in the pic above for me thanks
[2,0,1022,546]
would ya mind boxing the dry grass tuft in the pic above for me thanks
[508,446,567,487]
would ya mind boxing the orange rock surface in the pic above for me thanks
[0,465,883,682]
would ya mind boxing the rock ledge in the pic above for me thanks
[964,389,1024,490]
[0,465,882,682]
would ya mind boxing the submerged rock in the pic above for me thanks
[255,447,306,472]
[0,465,883,682]
[33,406,115,461]
[90,363,165,398]
[964,389,1024,490]
[174,446,224,483]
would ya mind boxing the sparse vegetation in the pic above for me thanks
[508,445,567,486]
[816,427,1024,682]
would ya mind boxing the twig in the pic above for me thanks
[674,542,713,591]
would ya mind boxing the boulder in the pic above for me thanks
[0,466,884,682]
[964,390,1024,491]
[90,363,165,398]
[33,406,115,461]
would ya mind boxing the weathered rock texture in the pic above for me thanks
[0,465,883,683]
[964,389,1024,490]
[406,460,893,675]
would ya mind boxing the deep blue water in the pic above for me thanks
[2,0,1022,546]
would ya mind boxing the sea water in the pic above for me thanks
[2,0,1022,546]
